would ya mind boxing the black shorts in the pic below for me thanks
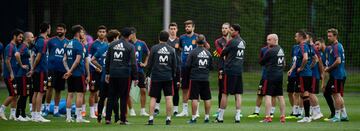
[32,72,48,93]
[298,76,312,93]
[48,71,66,91]
[311,77,320,94]
[181,71,190,89]
[257,79,266,96]
[149,80,173,97]
[326,77,346,96]
[138,72,146,88]
[4,78,16,96]
[222,75,243,95]
[263,79,283,96]
[15,76,32,96]
[287,76,300,93]
[67,75,86,93]
[89,72,101,92]
[188,80,211,100]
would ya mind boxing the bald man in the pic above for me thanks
[259,34,286,123]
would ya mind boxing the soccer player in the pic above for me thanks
[92,29,120,123]
[259,34,286,123]
[29,23,51,122]
[146,31,177,125]
[177,20,209,117]
[155,22,181,116]
[23,32,35,113]
[185,34,212,124]
[0,29,23,121]
[105,27,138,125]
[294,30,313,123]
[88,25,107,118]
[63,25,90,123]
[216,24,245,123]
[248,42,277,118]
[306,32,324,120]
[286,44,301,119]
[129,27,150,116]
[43,23,69,117]
[213,23,231,117]
[324,28,348,122]
[14,31,32,121]
[316,38,336,121]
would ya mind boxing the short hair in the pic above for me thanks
[184,20,195,27]
[315,37,325,44]
[24,32,33,38]
[306,31,314,39]
[39,22,50,33]
[168,22,177,28]
[231,24,241,33]
[97,25,107,31]
[106,29,120,42]
[159,30,169,42]
[11,29,24,37]
[71,25,84,37]
[129,27,137,34]
[56,23,67,29]
[296,30,307,39]
[121,27,133,38]
[196,34,206,45]
[222,22,230,27]
[327,28,338,36]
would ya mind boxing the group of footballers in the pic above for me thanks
[0,19,349,125]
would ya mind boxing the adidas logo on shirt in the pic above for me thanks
[237,41,245,49]
[277,49,285,56]
[113,42,125,51]
[158,47,170,54]
[197,50,209,58]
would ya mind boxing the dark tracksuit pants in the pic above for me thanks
[106,77,131,122]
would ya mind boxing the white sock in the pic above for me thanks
[254,106,260,114]
[341,107,348,118]
[236,109,241,116]
[76,108,82,119]
[292,106,296,114]
[149,115,154,120]
[218,109,224,120]
[192,115,196,120]
[166,116,171,120]
[82,104,86,112]
[270,107,275,114]
[45,103,50,111]
[335,110,341,119]
[35,112,39,118]
[310,106,314,115]
[31,112,35,118]
[155,103,160,110]
[29,104,32,112]
[11,108,16,116]
[183,103,188,112]
[66,108,71,119]
[315,105,321,114]
[41,104,45,111]
[294,105,300,115]
[141,108,146,113]
[94,103,98,112]
[0,105,5,112]
[300,107,304,115]
[173,106,178,112]
[204,114,209,120]
[90,106,95,115]
[54,106,59,114]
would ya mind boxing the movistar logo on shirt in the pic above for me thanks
[158,47,170,54]
[183,45,193,54]
[55,48,64,57]
[197,51,209,58]
[113,43,125,51]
